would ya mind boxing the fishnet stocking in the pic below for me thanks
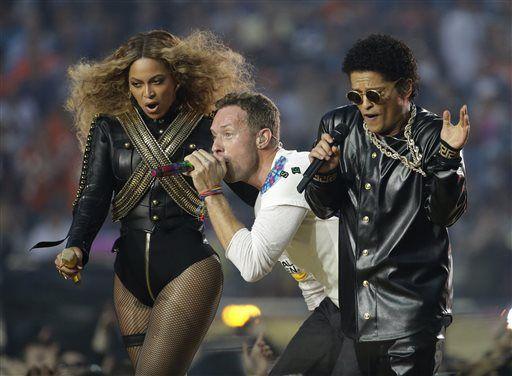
[135,255,223,375]
[135,256,223,375]
[113,255,223,374]
[113,275,151,367]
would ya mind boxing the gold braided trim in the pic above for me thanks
[73,114,101,208]
[313,171,338,183]
[439,141,460,159]
[112,106,203,220]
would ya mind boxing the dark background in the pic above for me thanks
[1,0,510,373]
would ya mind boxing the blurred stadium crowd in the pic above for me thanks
[1,0,510,374]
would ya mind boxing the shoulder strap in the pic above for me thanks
[112,106,203,220]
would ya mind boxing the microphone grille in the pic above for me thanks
[331,123,349,145]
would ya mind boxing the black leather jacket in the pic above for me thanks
[65,104,256,266]
[305,104,467,342]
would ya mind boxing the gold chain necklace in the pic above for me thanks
[363,104,426,177]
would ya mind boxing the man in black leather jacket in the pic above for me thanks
[305,35,469,375]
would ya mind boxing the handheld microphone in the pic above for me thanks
[151,161,194,177]
[61,248,81,284]
[297,123,349,193]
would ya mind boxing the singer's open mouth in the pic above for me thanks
[145,102,160,113]
[364,114,379,122]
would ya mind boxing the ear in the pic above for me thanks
[256,129,273,149]
[400,79,413,99]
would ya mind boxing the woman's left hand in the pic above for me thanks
[440,104,470,150]
[184,149,227,193]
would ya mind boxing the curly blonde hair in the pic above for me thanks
[66,30,254,148]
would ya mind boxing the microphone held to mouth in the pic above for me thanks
[151,161,195,177]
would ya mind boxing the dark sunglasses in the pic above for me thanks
[346,79,401,105]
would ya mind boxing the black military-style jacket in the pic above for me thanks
[65,103,256,266]
[305,104,467,342]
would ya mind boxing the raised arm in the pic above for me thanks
[304,117,343,219]
[424,105,469,226]
[185,149,308,282]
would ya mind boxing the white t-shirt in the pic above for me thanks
[226,149,339,310]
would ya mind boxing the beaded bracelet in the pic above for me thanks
[196,186,223,221]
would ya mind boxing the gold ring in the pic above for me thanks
[58,270,68,280]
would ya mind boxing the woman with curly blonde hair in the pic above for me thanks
[38,29,254,374]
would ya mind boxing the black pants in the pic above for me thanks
[332,326,445,376]
[270,298,344,376]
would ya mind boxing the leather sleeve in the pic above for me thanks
[66,118,114,265]
[423,125,468,227]
[304,114,343,219]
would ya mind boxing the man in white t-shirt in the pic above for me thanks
[185,92,345,375]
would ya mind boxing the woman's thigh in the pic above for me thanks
[112,274,152,366]
[113,274,151,336]
[136,255,223,375]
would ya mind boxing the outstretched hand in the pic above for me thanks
[440,104,470,150]
[242,333,274,376]
[184,149,227,193]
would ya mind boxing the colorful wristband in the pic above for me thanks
[198,186,223,201]
[196,186,223,222]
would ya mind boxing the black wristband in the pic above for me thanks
[313,169,338,183]
[439,140,460,159]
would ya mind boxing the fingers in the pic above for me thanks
[459,106,465,126]
[55,263,80,279]
[69,247,83,269]
[55,249,82,280]
[309,134,336,162]
[462,105,470,143]
[185,150,225,191]
[197,149,217,163]
[254,332,264,345]
[443,110,451,127]
[185,152,207,171]
[216,155,227,176]
[462,104,470,130]
[187,150,218,170]
[183,154,196,177]
[321,133,334,144]
[254,333,273,359]
[197,149,226,175]
[54,253,61,267]
[260,343,273,359]
[309,133,340,174]
[59,265,80,276]
[319,134,335,157]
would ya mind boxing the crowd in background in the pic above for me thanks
[1,0,510,373]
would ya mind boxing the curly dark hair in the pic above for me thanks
[67,30,253,148]
[342,34,419,98]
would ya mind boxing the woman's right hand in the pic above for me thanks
[54,247,83,281]
[309,133,340,174]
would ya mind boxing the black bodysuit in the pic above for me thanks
[58,103,255,306]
